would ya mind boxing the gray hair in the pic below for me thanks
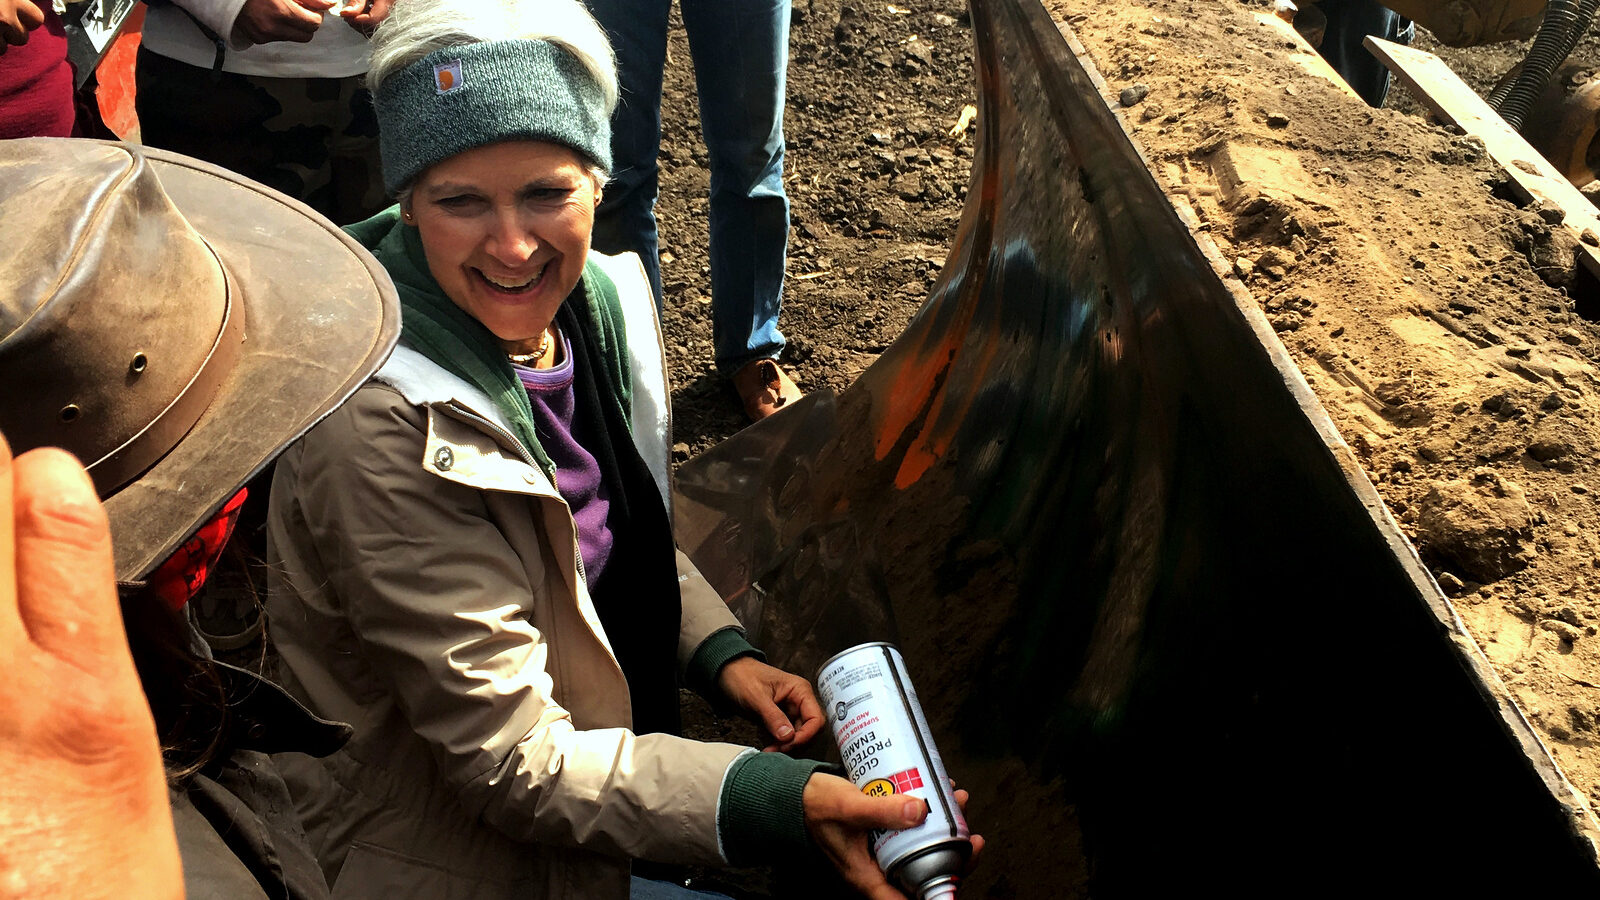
[368,0,619,115]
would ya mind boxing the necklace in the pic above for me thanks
[506,329,553,366]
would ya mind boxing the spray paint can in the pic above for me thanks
[817,642,971,900]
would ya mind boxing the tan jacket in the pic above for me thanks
[266,252,755,899]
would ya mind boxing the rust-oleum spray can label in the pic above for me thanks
[817,642,971,900]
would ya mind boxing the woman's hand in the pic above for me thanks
[803,773,926,900]
[716,656,825,751]
[231,0,330,46]
[340,0,394,37]
[0,436,182,899]
[805,774,985,900]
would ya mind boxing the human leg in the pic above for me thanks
[134,48,353,221]
[328,79,387,225]
[1316,1,1413,107]
[589,0,672,306]
[681,0,792,374]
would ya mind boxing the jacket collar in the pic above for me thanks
[375,344,517,436]
[376,344,562,498]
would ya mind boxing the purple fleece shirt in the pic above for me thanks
[511,335,614,584]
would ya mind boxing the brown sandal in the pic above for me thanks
[731,358,803,421]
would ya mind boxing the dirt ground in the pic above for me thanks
[658,0,976,458]
[655,0,1600,885]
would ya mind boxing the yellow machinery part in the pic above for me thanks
[1306,0,1546,46]
[1520,62,1600,186]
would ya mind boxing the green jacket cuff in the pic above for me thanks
[686,626,764,697]
[717,751,831,865]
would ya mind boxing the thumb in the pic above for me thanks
[844,789,929,831]
[291,0,333,22]
[805,774,929,835]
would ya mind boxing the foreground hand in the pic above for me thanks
[716,656,825,751]
[232,0,331,46]
[340,0,393,37]
[0,0,45,53]
[0,436,182,900]
[804,773,928,900]
[807,775,986,899]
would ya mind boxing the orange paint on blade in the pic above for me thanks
[892,444,939,489]
[891,335,1003,489]
[871,139,1003,480]
[872,347,956,462]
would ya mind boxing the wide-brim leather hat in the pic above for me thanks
[0,139,400,581]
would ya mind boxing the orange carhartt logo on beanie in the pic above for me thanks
[434,60,463,94]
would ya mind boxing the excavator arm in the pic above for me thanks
[1306,0,1546,46]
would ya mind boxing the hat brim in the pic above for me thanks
[103,146,400,582]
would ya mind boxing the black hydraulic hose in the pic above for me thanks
[1490,0,1600,131]
[1487,0,1592,109]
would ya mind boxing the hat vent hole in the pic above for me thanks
[60,405,81,423]
[131,352,148,374]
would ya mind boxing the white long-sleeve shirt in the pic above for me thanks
[141,0,368,79]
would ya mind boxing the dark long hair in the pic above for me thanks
[116,580,229,784]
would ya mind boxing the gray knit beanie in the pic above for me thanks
[374,39,612,197]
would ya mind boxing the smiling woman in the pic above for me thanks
[405,141,600,362]
[261,2,945,899]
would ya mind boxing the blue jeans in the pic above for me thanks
[629,876,733,899]
[1316,1,1414,107]
[587,0,791,374]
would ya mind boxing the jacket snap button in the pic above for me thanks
[523,471,538,484]
[434,447,454,471]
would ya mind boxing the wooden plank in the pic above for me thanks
[1367,35,1600,280]
[1253,12,1362,100]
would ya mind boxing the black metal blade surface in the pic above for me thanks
[673,0,1600,893]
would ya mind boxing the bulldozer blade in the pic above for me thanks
[673,0,1600,893]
